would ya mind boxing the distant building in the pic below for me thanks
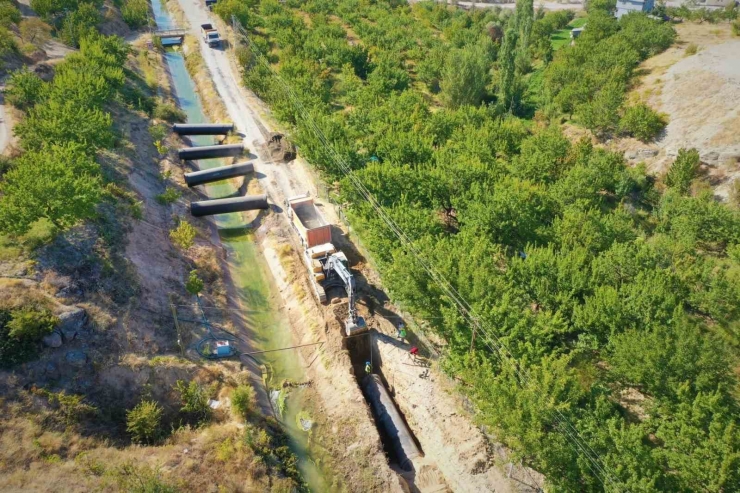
[615,0,655,18]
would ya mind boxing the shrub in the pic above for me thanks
[733,19,740,36]
[619,103,667,142]
[0,1,21,27]
[7,306,57,339]
[169,220,196,250]
[175,380,211,425]
[231,384,256,421]
[684,43,697,56]
[126,400,164,444]
[0,307,57,367]
[666,148,700,194]
[44,390,98,425]
[153,101,186,123]
[185,270,204,296]
[4,68,46,111]
[20,18,52,48]
[121,0,148,28]
[155,187,181,205]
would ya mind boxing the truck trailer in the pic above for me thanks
[286,194,366,335]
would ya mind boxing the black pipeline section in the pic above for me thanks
[184,162,254,187]
[178,144,244,161]
[190,194,268,217]
[362,374,422,472]
[173,123,234,135]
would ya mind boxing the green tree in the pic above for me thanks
[0,143,102,234]
[0,1,21,27]
[14,99,114,151]
[441,44,490,109]
[577,82,624,136]
[619,103,667,141]
[498,25,519,112]
[665,148,700,195]
[59,2,100,47]
[515,0,534,72]
[185,270,204,296]
[4,68,45,111]
[213,0,250,27]
[126,400,164,444]
[120,0,148,28]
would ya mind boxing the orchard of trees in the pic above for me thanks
[0,34,131,235]
[233,0,740,490]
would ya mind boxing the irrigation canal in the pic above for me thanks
[150,1,329,489]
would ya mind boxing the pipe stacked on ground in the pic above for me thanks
[190,194,268,217]
[184,162,254,187]
[178,143,243,160]
[173,123,234,135]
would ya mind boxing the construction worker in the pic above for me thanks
[365,361,372,375]
[397,322,407,342]
[409,346,419,360]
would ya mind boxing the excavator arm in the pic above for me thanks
[325,254,366,336]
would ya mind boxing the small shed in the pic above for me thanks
[616,0,655,18]
[570,27,585,40]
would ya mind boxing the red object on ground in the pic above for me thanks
[410,346,419,356]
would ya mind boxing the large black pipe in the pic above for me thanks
[185,162,254,187]
[178,144,243,161]
[190,195,268,217]
[173,123,234,135]
[361,374,422,471]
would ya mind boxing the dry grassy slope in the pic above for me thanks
[616,23,740,197]
[0,33,283,492]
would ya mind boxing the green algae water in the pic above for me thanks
[151,2,328,490]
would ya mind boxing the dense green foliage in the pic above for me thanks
[619,103,666,142]
[0,34,129,236]
[0,307,57,368]
[544,11,675,134]
[126,399,164,444]
[236,1,740,490]
[120,0,149,29]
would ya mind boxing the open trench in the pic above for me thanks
[150,3,439,491]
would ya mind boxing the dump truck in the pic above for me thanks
[286,194,366,336]
[200,23,221,47]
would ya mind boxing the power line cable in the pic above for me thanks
[230,18,624,492]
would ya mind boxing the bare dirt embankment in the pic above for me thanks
[620,23,740,197]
